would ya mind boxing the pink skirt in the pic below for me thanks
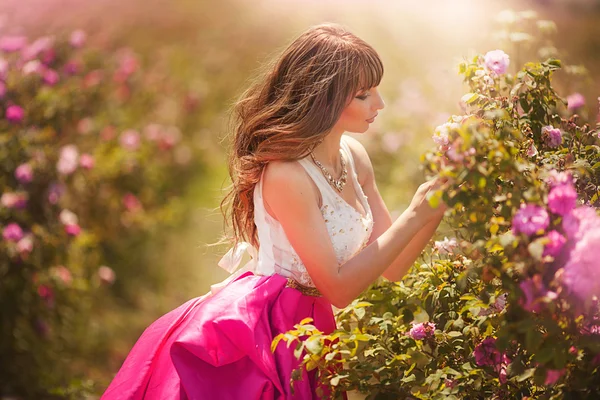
[101,272,339,399]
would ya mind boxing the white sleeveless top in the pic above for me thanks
[216,135,374,290]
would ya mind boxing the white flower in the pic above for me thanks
[434,237,458,254]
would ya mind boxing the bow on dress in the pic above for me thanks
[210,241,258,295]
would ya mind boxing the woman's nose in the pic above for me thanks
[376,94,385,110]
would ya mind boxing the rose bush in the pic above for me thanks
[277,13,600,400]
[0,28,202,397]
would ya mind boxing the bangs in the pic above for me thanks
[355,48,384,91]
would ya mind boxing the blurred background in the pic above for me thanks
[0,0,599,397]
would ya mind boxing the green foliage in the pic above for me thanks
[0,31,203,397]
[279,13,600,399]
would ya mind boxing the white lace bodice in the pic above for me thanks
[217,135,374,289]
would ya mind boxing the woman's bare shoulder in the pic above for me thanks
[343,135,374,185]
[262,160,320,219]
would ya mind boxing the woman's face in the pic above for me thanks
[335,86,385,134]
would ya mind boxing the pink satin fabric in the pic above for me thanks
[102,272,339,399]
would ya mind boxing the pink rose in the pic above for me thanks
[567,93,585,111]
[6,105,24,123]
[79,153,95,169]
[17,234,34,255]
[50,266,73,286]
[484,50,510,75]
[544,369,565,385]
[56,144,79,175]
[0,35,27,52]
[122,193,142,212]
[541,125,562,148]
[42,69,59,86]
[119,129,141,151]
[1,192,28,209]
[64,224,81,236]
[69,30,86,48]
[21,36,54,61]
[98,265,116,285]
[22,60,44,75]
[15,163,33,184]
[63,61,80,75]
[3,222,24,242]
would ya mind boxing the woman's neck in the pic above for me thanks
[311,128,345,174]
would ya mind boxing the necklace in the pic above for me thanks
[309,149,347,193]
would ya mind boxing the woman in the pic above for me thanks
[102,23,446,399]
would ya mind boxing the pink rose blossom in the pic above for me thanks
[519,275,557,313]
[119,129,141,151]
[567,93,585,111]
[69,30,86,48]
[63,61,80,75]
[544,369,565,385]
[548,183,577,216]
[42,69,59,85]
[37,284,55,308]
[15,163,33,183]
[546,170,572,188]
[3,222,24,242]
[50,266,73,286]
[21,36,53,61]
[408,321,436,340]
[79,153,95,169]
[56,144,79,175]
[122,193,142,212]
[114,49,139,83]
[473,337,503,366]
[64,224,81,236]
[98,265,116,285]
[22,60,43,75]
[47,182,65,205]
[59,209,78,226]
[563,206,599,239]
[512,203,550,236]
[6,105,24,123]
[543,230,566,257]
[526,143,538,157]
[483,50,510,75]
[562,223,600,303]
[17,234,34,254]
[0,35,27,52]
[432,122,458,148]
[542,125,562,148]
[1,192,28,209]
[434,237,458,254]
[497,355,510,384]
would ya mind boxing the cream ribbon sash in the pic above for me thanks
[210,241,258,295]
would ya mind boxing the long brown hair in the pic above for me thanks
[221,23,383,248]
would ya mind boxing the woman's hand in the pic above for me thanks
[407,178,448,223]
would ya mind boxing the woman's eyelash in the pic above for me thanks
[356,94,369,100]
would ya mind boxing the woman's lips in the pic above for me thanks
[366,115,377,123]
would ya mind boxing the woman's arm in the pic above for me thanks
[262,158,443,309]
[344,136,445,282]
